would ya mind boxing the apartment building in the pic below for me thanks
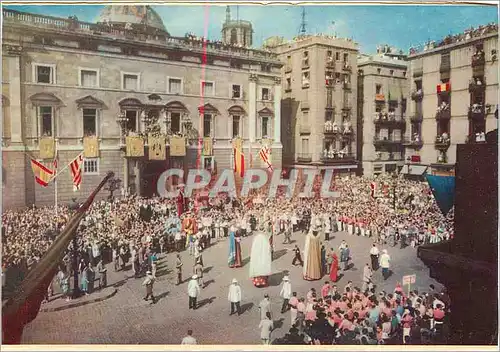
[357,45,409,177]
[405,24,498,176]
[266,34,359,175]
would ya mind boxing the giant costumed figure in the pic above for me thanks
[303,226,322,281]
[249,226,272,287]
[182,211,197,248]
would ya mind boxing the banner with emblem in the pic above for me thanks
[170,135,186,157]
[39,137,55,160]
[203,137,213,156]
[83,136,99,158]
[148,135,166,160]
[126,136,144,157]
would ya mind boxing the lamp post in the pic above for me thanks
[116,111,130,195]
[69,199,82,299]
[392,173,397,211]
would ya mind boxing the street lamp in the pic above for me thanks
[68,199,82,299]
[392,172,397,211]
[116,111,129,145]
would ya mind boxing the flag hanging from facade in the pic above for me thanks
[258,145,273,171]
[148,135,166,160]
[70,153,84,191]
[169,136,186,157]
[39,137,55,160]
[83,136,99,158]
[436,82,451,93]
[2,172,114,344]
[233,140,245,178]
[202,137,213,156]
[30,159,55,187]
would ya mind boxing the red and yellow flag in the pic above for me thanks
[30,159,55,187]
[436,83,451,93]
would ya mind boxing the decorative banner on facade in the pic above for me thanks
[39,137,55,159]
[83,136,99,158]
[170,135,186,157]
[126,136,144,157]
[203,137,213,156]
[148,135,166,160]
[436,83,451,93]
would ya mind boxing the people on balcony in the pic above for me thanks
[436,132,450,144]
[332,122,339,133]
[342,121,352,134]
[436,101,450,113]
[475,132,486,142]
[381,112,388,121]
[324,120,333,132]
[412,133,421,143]
[388,111,396,121]
[471,103,483,113]
[437,153,446,163]
[374,112,381,121]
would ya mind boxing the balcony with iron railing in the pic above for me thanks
[411,89,423,101]
[435,134,451,150]
[320,151,355,163]
[342,63,352,72]
[373,112,406,127]
[324,121,340,136]
[435,103,451,120]
[373,136,403,146]
[439,58,451,73]
[468,78,486,93]
[471,51,486,67]
[297,153,312,163]
[326,57,335,68]
[468,104,486,120]
[374,152,403,161]
[402,134,423,148]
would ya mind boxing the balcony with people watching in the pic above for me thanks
[373,111,406,128]
[342,62,352,72]
[435,132,451,150]
[324,120,340,135]
[471,48,486,67]
[373,135,402,147]
[321,144,354,163]
[435,101,451,120]
[341,120,354,136]
[468,77,486,93]
[403,133,423,148]
[469,103,485,120]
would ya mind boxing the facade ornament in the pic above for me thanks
[249,73,258,82]
[274,77,281,85]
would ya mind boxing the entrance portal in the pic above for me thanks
[140,160,169,197]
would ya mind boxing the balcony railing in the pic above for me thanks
[325,78,335,87]
[323,122,341,135]
[373,113,406,127]
[297,153,312,162]
[468,80,486,93]
[468,105,485,120]
[411,90,423,101]
[321,153,355,163]
[3,9,279,63]
[435,107,451,120]
[342,64,352,72]
[471,52,486,67]
[402,137,423,148]
[326,58,335,68]
[435,135,451,150]
[373,136,403,146]
[343,82,352,91]
[342,104,352,111]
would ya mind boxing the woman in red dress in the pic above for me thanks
[329,252,339,283]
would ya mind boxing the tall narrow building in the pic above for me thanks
[357,45,409,176]
[268,34,359,175]
[405,24,498,176]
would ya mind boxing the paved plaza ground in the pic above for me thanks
[21,229,442,345]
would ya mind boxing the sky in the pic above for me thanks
[4,3,499,53]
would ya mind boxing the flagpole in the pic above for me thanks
[55,139,58,217]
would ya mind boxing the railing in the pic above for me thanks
[435,109,451,120]
[2,8,279,62]
[326,58,335,68]
[402,137,423,148]
[468,105,485,120]
[342,64,352,72]
[343,82,352,90]
[468,80,486,93]
[374,115,406,126]
[435,136,451,149]
[321,153,355,162]
[373,136,403,145]
[471,52,486,67]
[323,125,341,134]
[297,153,312,162]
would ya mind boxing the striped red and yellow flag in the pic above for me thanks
[258,146,273,171]
[70,153,84,191]
[436,83,451,93]
[30,159,55,187]
[233,147,245,178]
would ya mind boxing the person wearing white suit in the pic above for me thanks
[280,275,292,313]
[228,278,242,316]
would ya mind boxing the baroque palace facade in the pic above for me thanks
[2,6,283,209]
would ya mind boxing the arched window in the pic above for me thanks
[230,28,237,45]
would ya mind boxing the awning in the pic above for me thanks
[401,164,428,175]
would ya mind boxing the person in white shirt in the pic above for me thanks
[188,275,201,310]
[228,278,242,316]
[369,244,380,271]
[379,249,391,280]
[279,275,292,313]
[259,312,274,345]
[181,330,197,345]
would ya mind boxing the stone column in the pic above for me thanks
[7,51,22,143]
[273,77,282,146]
[123,157,129,195]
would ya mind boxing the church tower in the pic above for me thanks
[221,6,253,47]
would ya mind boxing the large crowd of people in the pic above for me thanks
[2,173,453,343]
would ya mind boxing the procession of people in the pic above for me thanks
[2,172,453,344]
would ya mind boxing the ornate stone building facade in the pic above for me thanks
[357,46,409,177]
[2,6,282,209]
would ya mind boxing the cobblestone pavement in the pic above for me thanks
[22,230,441,345]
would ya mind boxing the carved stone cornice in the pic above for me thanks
[3,44,23,56]
[274,77,281,85]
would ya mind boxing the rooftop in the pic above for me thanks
[269,33,358,52]
[408,23,498,57]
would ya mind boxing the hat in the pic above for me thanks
[192,275,198,279]
[146,270,152,275]
[232,278,238,284]
[283,276,290,281]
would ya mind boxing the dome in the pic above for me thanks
[97,5,167,33]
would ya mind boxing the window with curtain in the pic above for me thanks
[39,106,53,136]
[36,65,53,84]
[83,108,97,136]
[80,70,98,87]
[203,114,212,137]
